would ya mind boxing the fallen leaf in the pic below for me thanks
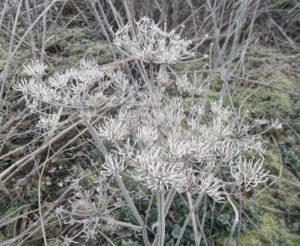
[18,120,30,129]
[283,69,294,75]
[247,82,258,88]
[262,71,271,77]
[291,50,300,55]
[232,193,247,199]
[167,211,177,223]
[45,162,58,173]
[10,147,26,158]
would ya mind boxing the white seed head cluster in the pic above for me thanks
[114,17,194,64]
[14,16,280,246]
[23,60,47,77]
[37,113,60,130]
[15,60,272,203]
[15,59,138,116]
[96,86,271,200]
[230,157,269,192]
[97,116,129,142]
[175,170,224,201]
[56,176,120,245]
[176,74,204,96]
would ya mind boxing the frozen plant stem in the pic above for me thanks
[224,193,239,246]
[115,174,151,246]
[150,61,154,91]
[83,119,108,156]
[187,192,200,246]
[37,157,48,246]
[164,187,176,215]
[153,187,174,246]
[157,186,165,246]
[175,193,204,246]
[145,191,155,226]
[83,120,150,245]
[41,0,49,61]
[198,195,208,246]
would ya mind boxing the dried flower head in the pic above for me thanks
[134,147,183,191]
[114,17,194,64]
[175,170,224,201]
[101,153,126,176]
[37,113,60,130]
[56,176,120,244]
[176,74,204,96]
[15,59,138,116]
[97,115,129,142]
[230,156,269,191]
[199,173,224,201]
[23,60,47,77]
[174,169,202,194]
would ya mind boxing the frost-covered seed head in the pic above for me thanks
[230,157,269,191]
[114,17,194,64]
[15,60,139,115]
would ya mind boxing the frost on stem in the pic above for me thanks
[114,17,194,64]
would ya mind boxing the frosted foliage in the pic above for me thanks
[114,17,194,64]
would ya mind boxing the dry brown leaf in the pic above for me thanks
[10,147,26,158]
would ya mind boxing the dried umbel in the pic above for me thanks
[101,152,127,176]
[114,17,194,64]
[93,86,271,200]
[23,60,47,77]
[175,169,224,201]
[133,147,184,191]
[176,73,204,97]
[37,113,60,130]
[15,59,138,116]
[56,176,121,245]
[230,157,269,192]
[97,114,129,142]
